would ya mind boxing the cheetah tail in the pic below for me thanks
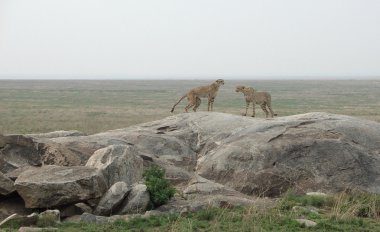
[170,95,187,113]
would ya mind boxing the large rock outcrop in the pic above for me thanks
[1,112,380,220]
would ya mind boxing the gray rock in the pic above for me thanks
[0,172,15,196]
[158,164,193,186]
[27,130,86,139]
[195,112,380,196]
[0,135,41,174]
[183,175,238,195]
[0,133,88,169]
[74,203,93,214]
[117,184,150,214]
[38,210,60,225]
[17,112,380,202]
[79,213,126,224]
[14,165,107,208]
[4,166,33,181]
[78,213,97,223]
[94,182,130,216]
[86,145,143,187]
[37,142,86,166]
[295,219,317,227]
[45,135,132,165]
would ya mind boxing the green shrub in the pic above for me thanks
[143,166,176,208]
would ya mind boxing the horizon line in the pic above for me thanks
[1,75,380,81]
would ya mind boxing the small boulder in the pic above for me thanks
[79,213,126,225]
[74,203,93,214]
[295,219,317,227]
[306,192,328,197]
[37,210,60,227]
[86,144,143,187]
[117,184,150,214]
[15,165,107,208]
[94,182,130,216]
[0,135,41,174]
[0,171,15,196]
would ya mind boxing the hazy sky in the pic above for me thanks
[1,0,380,79]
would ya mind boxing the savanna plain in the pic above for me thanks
[1,79,380,135]
[1,79,380,232]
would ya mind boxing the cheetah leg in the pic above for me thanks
[242,101,249,116]
[208,97,215,111]
[193,97,201,112]
[185,96,196,113]
[251,103,256,117]
[261,103,269,118]
[267,102,275,117]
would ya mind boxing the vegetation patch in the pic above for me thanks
[143,166,176,208]
[2,192,380,231]
[277,190,334,210]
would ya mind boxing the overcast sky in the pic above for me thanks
[0,0,379,79]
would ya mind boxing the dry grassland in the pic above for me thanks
[1,80,379,135]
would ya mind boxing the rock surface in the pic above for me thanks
[94,182,130,216]
[117,184,150,214]
[14,165,108,208]
[86,145,143,187]
[38,210,60,225]
[27,130,86,139]
[78,213,127,225]
[0,197,35,222]
[0,135,41,174]
[60,203,93,218]
[1,112,380,221]
[0,172,15,196]
[194,112,380,196]
[50,112,380,196]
